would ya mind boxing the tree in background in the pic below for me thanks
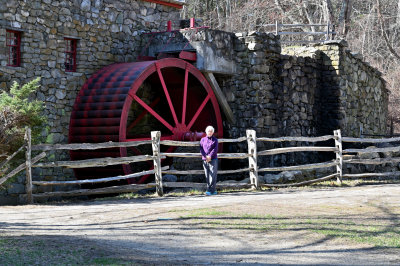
[182,0,400,132]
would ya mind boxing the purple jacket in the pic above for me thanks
[200,136,218,160]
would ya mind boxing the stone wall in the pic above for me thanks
[219,36,388,170]
[283,41,388,137]
[0,0,181,204]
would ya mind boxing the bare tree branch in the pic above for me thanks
[376,0,400,61]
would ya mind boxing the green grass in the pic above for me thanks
[0,236,133,265]
[179,208,400,248]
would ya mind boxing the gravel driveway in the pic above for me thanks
[1,184,400,265]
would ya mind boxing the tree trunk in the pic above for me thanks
[322,0,335,24]
[338,0,353,37]
[397,0,400,26]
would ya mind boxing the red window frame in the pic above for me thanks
[65,38,78,72]
[6,30,22,67]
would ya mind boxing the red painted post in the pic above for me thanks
[190,18,195,28]
[167,20,172,32]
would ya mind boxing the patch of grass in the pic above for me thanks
[89,257,131,265]
[0,236,134,265]
[183,208,231,217]
[180,208,400,248]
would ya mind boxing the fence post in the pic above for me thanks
[151,131,163,196]
[275,20,279,35]
[246,129,259,189]
[25,127,33,204]
[334,129,343,185]
[325,21,330,41]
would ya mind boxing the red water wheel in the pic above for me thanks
[69,58,223,184]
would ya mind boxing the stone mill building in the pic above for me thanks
[0,0,389,203]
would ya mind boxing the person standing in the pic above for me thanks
[200,125,218,196]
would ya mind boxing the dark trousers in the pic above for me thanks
[203,159,218,192]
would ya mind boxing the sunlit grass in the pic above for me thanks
[180,208,400,248]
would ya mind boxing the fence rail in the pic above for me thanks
[260,21,336,43]
[3,128,400,204]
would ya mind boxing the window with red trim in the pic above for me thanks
[65,38,77,72]
[6,30,22,67]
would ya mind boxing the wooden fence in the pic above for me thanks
[2,128,400,204]
[260,21,336,44]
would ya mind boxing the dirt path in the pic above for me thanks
[1,184,400,265]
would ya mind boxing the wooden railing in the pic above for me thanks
[261,21,336,43]
[4,128,400,204]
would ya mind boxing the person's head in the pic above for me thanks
[205,125,214,137]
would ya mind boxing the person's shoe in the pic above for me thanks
[212,191,218,195]
[205,191,212,196]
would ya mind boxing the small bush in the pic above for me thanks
[0,78,47,159]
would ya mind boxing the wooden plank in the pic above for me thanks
[162,167,251,175]
[162,170,204,175]
[161,152,250,159]
[219,137,247,143]
[204,72,236,124]
[258,161,338,172]
[154,182,206,188]
[262,23,331,27]
[33,184,156,198]
[258,147,337,156]
[160,137,247,146]
[334,129,343,184]
[0,145,24,171]
[247,129,259,189]
[152,131,163,196]
[281,40,325,44]
[32,140,152,151]
[260,173,338,188]
[25,128,33,204]
[343,172,400,178]
[279,31,328,35]
[32,169,158,186]
[257,135,334,142]
[179,51,197,61]
[153,182,252,189]
[0,152,46,186]
[33,155,154,168]
[342,136,400,143]
[343,146,400,154]
[160,140,199,147]
[344,157,400,165]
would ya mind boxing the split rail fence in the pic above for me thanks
[2,128,400,204]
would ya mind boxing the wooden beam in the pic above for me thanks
[0,152,46,186]
[204,72,236,124]
[33,184,156,198]
[33,155,154,168]
[141,0,184,9]
[179,51,197,61]
[247,129,259,189]
[257,135,334,142]
[258,161,338,172]
[152,131,163,196]
[25,128,33,204]
[334,129,343,184]
[260,173,338,188]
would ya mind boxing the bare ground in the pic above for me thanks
[1,184,400,265]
